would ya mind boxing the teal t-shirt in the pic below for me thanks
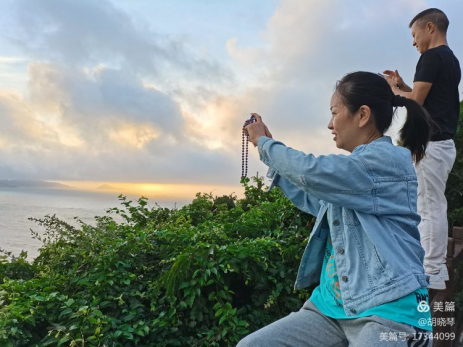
[309,236,432,331]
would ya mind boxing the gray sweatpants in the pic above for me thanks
[237,300,432,347]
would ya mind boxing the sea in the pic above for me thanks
[0,187,188,260]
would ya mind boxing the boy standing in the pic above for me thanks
[384,8,461,290]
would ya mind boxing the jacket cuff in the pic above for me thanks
[258,136,280,191]
[257,136,272,166]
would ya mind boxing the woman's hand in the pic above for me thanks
[244,113,273,146]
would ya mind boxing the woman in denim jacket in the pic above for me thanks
[238,72,433,346]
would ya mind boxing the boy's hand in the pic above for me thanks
[383,69,405,89]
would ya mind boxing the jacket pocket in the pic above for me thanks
[371,244,386,273]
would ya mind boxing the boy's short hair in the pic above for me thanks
[409,8,449,34]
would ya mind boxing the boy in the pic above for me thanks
[384,8,461,289]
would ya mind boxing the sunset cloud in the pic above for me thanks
[0,0,461,185]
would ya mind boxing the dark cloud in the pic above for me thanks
[11,0,233,87]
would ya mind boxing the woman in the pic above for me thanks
[239,72,433,347]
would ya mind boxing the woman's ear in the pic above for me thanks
[358,105,372,128]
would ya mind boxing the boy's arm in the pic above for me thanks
[393,81,433,105]
[394,49,442,105]
[383,69,431,103]
[397,82,412,92]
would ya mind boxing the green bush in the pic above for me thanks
[447,102,463,327]
[0,176,314,347]
[0,252,36,285]
[446,101,463,227]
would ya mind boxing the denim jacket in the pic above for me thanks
[257,135,429,317]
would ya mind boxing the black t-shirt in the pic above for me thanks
[413,45,461,140]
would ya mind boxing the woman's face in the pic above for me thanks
[328,93,361,152]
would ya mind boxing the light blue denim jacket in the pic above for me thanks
[257,135,429,317]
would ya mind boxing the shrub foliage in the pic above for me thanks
[446,101,463,227]
[0,176,314,346]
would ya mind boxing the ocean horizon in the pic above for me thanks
[0,186,190,260]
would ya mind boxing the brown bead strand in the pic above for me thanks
[241,116,256,178]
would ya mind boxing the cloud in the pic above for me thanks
[25,62,182,148]
[1,0,462,186]
[221,0,440,153]
[0,61,240,183]
[11,0,233,88]
[0,0,244,183]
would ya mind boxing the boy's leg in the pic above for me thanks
[415,140,456,287]
[237,300,347,347]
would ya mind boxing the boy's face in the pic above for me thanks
[411,21,432,54]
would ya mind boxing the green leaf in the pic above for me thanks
[58,308,72,318]
[92,309,103,317]
[99,300,111,307]
[179,281,189,289]
[25,315,36,326]
[123,332,134,340]
[123,314,135,322]
[168,307,176,317]
[57,335,71,346]
[186,295,195,307]
[33,295,46,302]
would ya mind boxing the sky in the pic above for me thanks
[0,0,462,195]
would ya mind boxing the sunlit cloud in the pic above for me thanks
[109,122,160,149]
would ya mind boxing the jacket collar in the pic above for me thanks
[352,136,392,154]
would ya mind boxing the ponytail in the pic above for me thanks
[397,96,432,163]
[335,72,432,164]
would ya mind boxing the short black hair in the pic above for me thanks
[409,8,449,33]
